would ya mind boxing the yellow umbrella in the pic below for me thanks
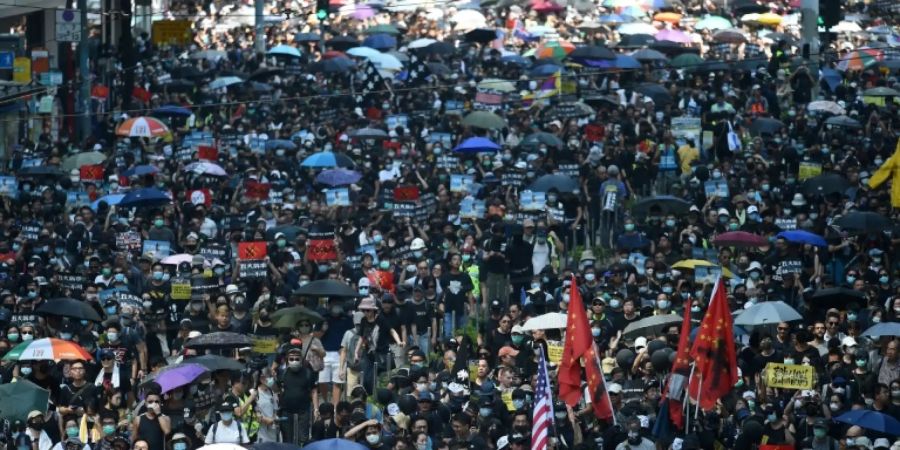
[671,259,734,278]
[757,13,783,26]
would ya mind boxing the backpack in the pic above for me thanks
[211,419,247,444]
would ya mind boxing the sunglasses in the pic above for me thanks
[288,358,302,362]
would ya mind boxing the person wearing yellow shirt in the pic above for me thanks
[677,133,699,177]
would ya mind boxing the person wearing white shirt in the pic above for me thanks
[24,410,54,450]
[205,402,250,445]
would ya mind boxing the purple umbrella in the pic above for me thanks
[453,137,501,153]
[148,363,207,393]
[351,5,375,20]
[316,168,362,186]
[655,29,691,44]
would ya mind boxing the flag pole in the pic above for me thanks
[685,363,695,433]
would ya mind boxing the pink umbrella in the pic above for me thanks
[656,29,691,44]
[348,4,375,20]
[531,0,564,13]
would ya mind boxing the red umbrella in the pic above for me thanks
[323,50,347,59]
[712,231,768,248]
[531,0,564,13]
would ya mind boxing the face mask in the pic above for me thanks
[102,268,112,277]
[8,333,19,342]
[318,264,330,273]
[829,402,839,412]
[794,399,803,409]
[27,290,37,299]
[846,276,856,284]
[479,407,492,417]
[154,219,164,228]
[657,300,670,310]
[767,413,777,422]
[729,223,739,231]
[153,271,164,280]
[627,432,641,444]
[847,313,857,321]
[691,306,701,313]
[379,261,390,270]
[413,250,423,258]
[21,366,32,376]
[719,216,729,224]
[266,377,275,388]
[60,332,72,340]
[584,273,595,282]
[359,287,369,295]
[513,400,524,410]
[547,195,557,203]
[856,359,866,368]
[102,425,115,435]
[662,286,673,294]
[174,444,187,450]
[366,435,380,445]
[530,282,541,290]
[750,271,761,280]
[372,234,383,244]
[462,254,471,262]
[214,267,225,276]
[433,147,442,155]
[107,332,119,342]
[221,412,233,421]
[624,223,635,231]
[66,427,79,438]
[873,316,881,324]
[712,170,722,179]
[784,358,794,365]
[277,239,286,248]
[891,389,900,399]
[289,360,301,370]
[22,333,33,342]
[864,398,874,407]
[655,272,665,280]
[879,276,889,284]
[609,299,621,309]
[665,219,676,227]
[512,335,524,345]
[591,328,601,337]
[846,438,856,446]
[813,428,826,438]
[416,383,428,392]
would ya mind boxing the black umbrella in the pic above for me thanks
[650,40,698,56]
[248,67,284,81]
[18,166,65,178]
[809,288,867,310]
[802,173,850,196]
[160,79,196,93]
[634,83,672,105]
[527,174,579,193]
[170,66,209,79]
[184,332,252,350]
[350,127,389,140]
[833,211,891,233]
[631,196,692,217]
[689,60,731,72]
[292,279,362,298]
[419,41,455,57]
[617,34,656,48]
[825,115,862,129]
[465,28,498,44]
[541,102,594,120]
[183,354,246,371]
[568,45,616,61]
[749,117,785,135]
[327,36,359,51]
[520,132,564,149]
[36,298,102,322]
[309,57,355,74]
[294,32,322,43]
[732,0,769,14]
[425,62,451,77]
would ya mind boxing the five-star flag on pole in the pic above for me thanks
[688,277,738,411]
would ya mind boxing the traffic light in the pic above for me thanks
[316,0,329,21]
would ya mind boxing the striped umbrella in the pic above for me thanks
[115,116,170,138]
[3,338,93,362]
[837,48,884,71]
[535,40,575,59]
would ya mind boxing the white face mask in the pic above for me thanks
[366,435,380,445]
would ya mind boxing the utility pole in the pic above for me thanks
[78,0,91,140]
[800,0,820,97]
[255,0,265,54]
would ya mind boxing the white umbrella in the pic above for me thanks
[520,312,568,331]
[734,301,802,326]
[451,9,487,27]
[807,100,845,115]
[829,21,862,33]
[367,52,403,71]
[346,46,383,59]
[618,22,658,35]
[408,38,437,49]
[184,161,228,176]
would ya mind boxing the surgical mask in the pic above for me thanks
[66,427,79,438]
[276,149,285,157]
[154,219,164,228]
[513,400,524,410]
[591,328,601,337]
[856,359,866,368]
[750,271,760,280]
[28,290,37,299]
[266,378,275,388]
[359,287,369,295]
[7,333,19,342]
[366,435,381,445]
[657,300,670,310]
[416,383,428,391]
[729,223,739,231]
[318,264,330,273]
[846,438,855,446]
[60,332,72,340]
[879,276,889,284]
[531,282,541,290]
[609,299,621,309]
[479,407,492,417]
[847,313,857,321]
[102,268,112,277]
[21,366,32,375]
[784,358,794,365]
[691,306,701,313]
[277,239,286,248]
[372,234,383,244]
[54,248,64,255]
[624,223,635,231]
[413,250,423,258]
[107,332,119,342]
[22,333,33,342]
[214,267,225,276]
[864,398,874,407]
[872,316,881,324]
[891,390,900,399]
[813,428,826,438]
[380,261,390,270]
[584,273,595,282]
[173,444,187,450]
[153,271,164,280]
[462,254,471,262]
[712,170,722,179]
[511,335,524,345]
[102,425,115,435]
[829,402,839,412]
[221,412,233,421]
[767,413,777,422]
[662,286,673,294]
[846,276,856,284]
[665,219,676,227]
[289,361,301,370]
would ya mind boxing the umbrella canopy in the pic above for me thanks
[294,32,322,42]
[152,104,193,117]
[267,44,303,58]
[527,174,579,193]
[364,24,401,35]
[363,34,397,50]
[712,28,748,44]
[145,363,208,394]
[632,48,668,62]
[183,354,246,371]
[461,111,506,129]
[837,48,883,71]
[631,195,692,216]
[520,312,568,331]
[90,194,125,211]
[366,52,403,71]
[776,230,827,247]
[694,15,732,30]
[116,117,170,138]
[453,137,501,153]
[350,127,389,140]
[634,83,672,104]
[712,231,768,247]
[807,100,845,115]
[271,306,326,329]
[316,169,362,186]
[465,28,497,44]
[520,132,564,149]
[122,165,159,177]
[825,115,862,128]
[208,76,245,90]
[265,139,297,151]
[185,332,252,350]
[309,57,357,74]
[119,187,172,208]
[670,53,704,68]
[0,380,50,422]
[301,439,369,450]
[619,22,658,35]
[185,162,228,177]
[346,46,382,59]
[749,117,784,135]
[293,279,362,297]
[802,173,850,196]
[61,151,106,171]
[622,314,683,339]
[568,45,616,61]
[861,322,900,337]
[36,298,102,322]
[809,287,867,309]
[734,301,802,326]
[833,211,891,233]
[300,152,356,168]
[327,36,360,51]
[834,410,900,435]
[407,38,436,49]
[535,40,575,59]
[3,338,93,362]
[863,86,900,97]
[656,29,691,44]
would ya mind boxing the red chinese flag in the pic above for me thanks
[664,299,695,429]
[558,276,593,407]
[688,278,738,411]
[307,238,337,262]
[244,180,271,200]
[238,241,267,260]
[382,141,401,151]
[584,124,605,142]
[393,185,420,201]
[584,344,614,420]
[91,85,109,99]
[132,86,151,104]
[79,164,104,181]
[198,145,218,161]
[187,189,212,207]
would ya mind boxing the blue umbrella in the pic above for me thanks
[621,5,644,17]
[152,105,192,117]
[265,139,298,151]
[453,137,501,153]
[835,410,900,435]
[821,68,842,91]
[316,169,362,186]
[615,54,642,69]
[501,54,529,66]
[777,230,827,247]
[529,63,564,77]
[90,194,125,211]
[209,76,244,89]
[362,34,397,50]
[861,321,900,337]
[598,13,626,23]
[302,439,368,450]
[300,151,356,168]
[267,44,303,58]
[118,187,172,208]
[122,165,159,177]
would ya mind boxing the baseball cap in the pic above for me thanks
[634,336,648,350]
[608,383,623,394]
[499,346,520,358]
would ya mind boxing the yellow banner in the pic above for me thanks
[171,283,191,300]
[547,341,563,364]
[798,162,822,181]
[764,363,814,389]
[13,57,30,84]
[152,20,193,45]
[251,337,278,354]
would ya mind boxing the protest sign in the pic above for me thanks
[764,363,814,389]
[547,340,563,364]
[519,190,547,211]
[0,177,17,197]
[143,240,171,258]
[704,180,729,198]
[171,282,192,300]
[450,174,475,193]
[307,230,337,261]
[238,260,267,279]
[237,241,267,260]
[58,273,85,292]
[325,188,351,207]
[199,243,229,263]
[798,162,822,181]
[251,336,279,354]
[115,231,142,252]
[671,116,702,140]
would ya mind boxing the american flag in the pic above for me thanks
[532,346,554,450]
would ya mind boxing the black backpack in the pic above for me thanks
[210,419,247,444]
